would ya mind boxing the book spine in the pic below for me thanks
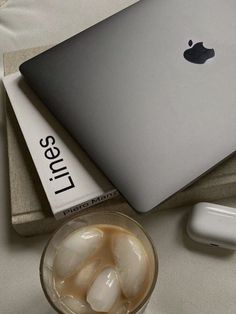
[54,189,119,220]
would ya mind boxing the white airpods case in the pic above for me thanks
[187,202,236,250]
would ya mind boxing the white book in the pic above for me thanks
[3,72,118,220]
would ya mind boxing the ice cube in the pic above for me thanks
[54,227,103,278]
[111,300,129,314]
[74,259,100,291]
[112,234,148,298]
[55,279,65,295]
[61,295,95,314]
[87,267,120,312]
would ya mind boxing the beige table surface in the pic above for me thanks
[1,1,236,314]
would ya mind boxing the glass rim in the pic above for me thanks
[40,211,158,314]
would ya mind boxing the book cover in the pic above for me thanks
[3,72,118,219]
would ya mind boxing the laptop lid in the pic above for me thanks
[20,0,236,213]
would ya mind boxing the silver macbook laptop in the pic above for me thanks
[20,0,236,213]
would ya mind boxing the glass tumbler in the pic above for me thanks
[40,211,158,314]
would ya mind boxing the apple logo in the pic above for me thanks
[184,40,215,64]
